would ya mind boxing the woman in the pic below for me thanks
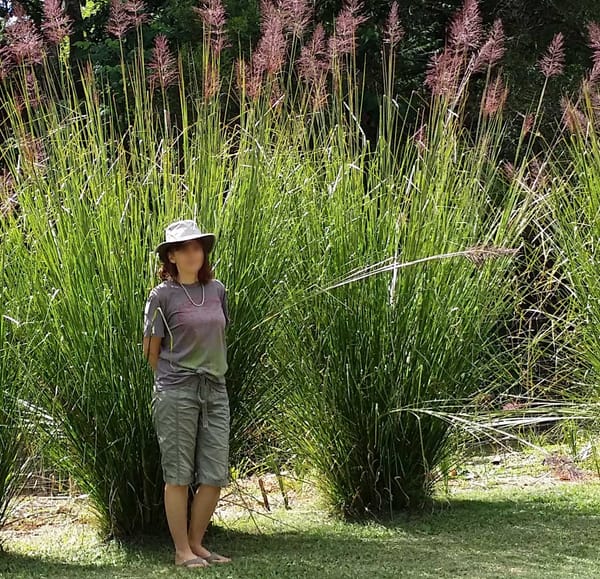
[142,219,232,569]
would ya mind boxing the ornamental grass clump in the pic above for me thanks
[266,0,547,518]
[0,0,301,537]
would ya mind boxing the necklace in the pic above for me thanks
[176,280,205,306]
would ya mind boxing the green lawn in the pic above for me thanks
[1,450,600,578]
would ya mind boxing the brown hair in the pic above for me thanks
[157,238,215,283]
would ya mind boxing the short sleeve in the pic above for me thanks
[222,288,230,328]
[143,288,165,338]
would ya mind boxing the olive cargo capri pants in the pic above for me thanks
[151,373,230,487]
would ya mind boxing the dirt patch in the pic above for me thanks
[1,451,598,541]
[444,448,600,492]
[0,471,317,540]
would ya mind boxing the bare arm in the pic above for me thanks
[142,335,162,372]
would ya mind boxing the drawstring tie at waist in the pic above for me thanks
[195,371,216,430]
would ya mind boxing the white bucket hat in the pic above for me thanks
[155,219,216,262]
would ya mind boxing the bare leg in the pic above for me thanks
[164,483,209,567]
[188,483,230,561]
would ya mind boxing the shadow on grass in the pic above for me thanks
[1,487,600,578]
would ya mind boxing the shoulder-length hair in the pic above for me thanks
[157,238,215,283]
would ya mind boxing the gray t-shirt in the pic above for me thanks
[143,278,230,390]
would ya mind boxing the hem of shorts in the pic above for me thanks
[163,477,194,486]
[194,477,230,488]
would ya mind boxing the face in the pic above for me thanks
[167,239,205,275]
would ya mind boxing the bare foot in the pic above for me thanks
[175,549,210,568]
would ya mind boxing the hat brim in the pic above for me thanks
[156,233,216,261]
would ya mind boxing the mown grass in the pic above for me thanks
[2,441,600,579]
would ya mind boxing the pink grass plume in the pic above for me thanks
[106,0,149,39]
[448,0,483,53]
[4,3,47,66]
[297,23,329,84]
[561,96,587,135]
[41,0,73,46]
[473,19,505,73]
[254,0,287,76]
[383,1,404,49]
[147,34,178,91]
[424,48,462,98]
[482,74,509,117]
[328,0,368,57]
[193,0,230,56]
[280,0,312,39]
[537,32,565,78]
